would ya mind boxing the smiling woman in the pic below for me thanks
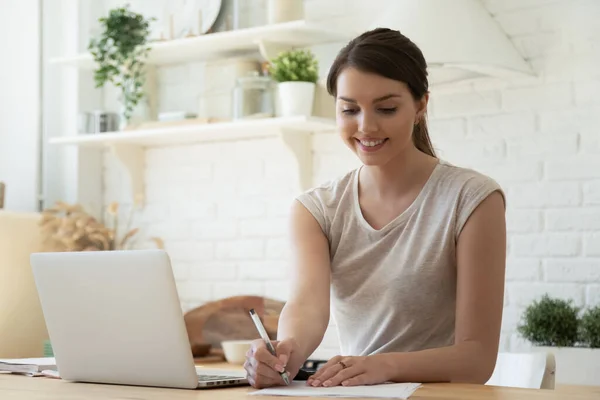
[329,28,434,163]
[243,28,507,390]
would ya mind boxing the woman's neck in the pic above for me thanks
[360,147,438,201]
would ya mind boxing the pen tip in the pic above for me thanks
[249,308,256,315]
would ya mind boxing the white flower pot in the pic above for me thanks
[267,0,304,24]
[277,81,315,117]
[533,346,600,386]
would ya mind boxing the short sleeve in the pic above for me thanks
[455,174,506,238]
[293,169,355,242]
[295,190,329,238]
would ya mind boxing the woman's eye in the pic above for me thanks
[340,107,396,115]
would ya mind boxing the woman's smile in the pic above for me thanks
[355,137,389,153]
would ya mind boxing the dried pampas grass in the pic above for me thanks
[39,199,163,252]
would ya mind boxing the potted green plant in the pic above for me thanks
[518,294,600,386]
[580,305,600,349]
[268,48,319,117]
[88,5,155,129]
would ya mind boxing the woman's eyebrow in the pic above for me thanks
[337,94,402,103]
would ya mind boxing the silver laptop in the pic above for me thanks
[30,249,248,389]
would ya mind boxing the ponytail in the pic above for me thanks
[412,117,436,158]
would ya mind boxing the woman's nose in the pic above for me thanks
[359,112,379,134]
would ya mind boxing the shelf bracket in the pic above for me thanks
[279,129,313,193]
[111,144,146,206]
[256,39,295,61]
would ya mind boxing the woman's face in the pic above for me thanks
[335,67,427,166]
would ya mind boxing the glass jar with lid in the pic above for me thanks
[232,71,275,120]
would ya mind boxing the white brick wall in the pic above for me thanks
[99,0,600,356]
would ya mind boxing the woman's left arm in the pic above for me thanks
[308,191,507,387]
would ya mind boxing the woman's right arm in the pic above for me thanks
[244,199,332,388]
[277,199,332,359]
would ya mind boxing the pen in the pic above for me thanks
[249,308,290,385]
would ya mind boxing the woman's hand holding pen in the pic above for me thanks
[307,354,393,387]
[244,338,303,389]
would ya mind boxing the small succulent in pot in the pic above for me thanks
[268,48,319,83]
[267,49,319,117]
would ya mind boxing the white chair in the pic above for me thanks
[486,352,556,389]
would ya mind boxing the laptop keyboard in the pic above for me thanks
[197,374,243,382]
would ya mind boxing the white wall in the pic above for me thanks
[91,0,600,357]
[41,0,106,217]
[0,0,41,211]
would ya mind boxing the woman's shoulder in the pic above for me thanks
[296,168,357,208]
[435,160,504,197]
[294,168,357,235]
[434,160,506,236]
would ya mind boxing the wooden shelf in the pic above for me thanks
[48,20,350,69]
[49,116,336,202]
[46,19,348,208]
[49,116,335,147]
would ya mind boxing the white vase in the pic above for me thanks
[277,81,315,117]
[533,346,600,386]
[118,102,128,131]
[267,0,304,24]
[118,96,151,131]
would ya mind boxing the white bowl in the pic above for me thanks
[221,340,254,365]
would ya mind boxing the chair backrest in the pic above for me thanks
[0,211,48,357]
[486,351,556,389]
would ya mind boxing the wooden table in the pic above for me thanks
[1,362,598,400]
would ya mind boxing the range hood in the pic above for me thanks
[369,0,534,86]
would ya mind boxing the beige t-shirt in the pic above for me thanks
[296,160,505,356]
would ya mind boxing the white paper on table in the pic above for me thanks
[249,381,422,399]
[41,370,61,379]
[0,357,57,375]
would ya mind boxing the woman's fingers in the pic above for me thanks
[254,344,286,373]
[308,355,341,383]
[249,355,287,381]
[341,373,370,387]
[245,338,299,388]
[244,353,287,388]
[308,359,346,386]
[322,364,362,387]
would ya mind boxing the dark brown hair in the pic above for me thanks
[326,28,436,158]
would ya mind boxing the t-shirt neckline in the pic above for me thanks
[352,161,443,234]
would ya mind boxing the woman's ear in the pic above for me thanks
[419,92,429,115]
[415,93,429,123]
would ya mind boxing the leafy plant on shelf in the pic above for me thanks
[580,306,600,348]
[39,199,163,252]
[88,5,156,124]
[268,48,319,83]
[517,294,580,347]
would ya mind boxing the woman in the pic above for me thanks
[244,27,506,388]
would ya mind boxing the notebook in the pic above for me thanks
[0,357,57,376]
[250,381,422,399]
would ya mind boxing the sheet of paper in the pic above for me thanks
[0,357,57,375]
[41,370,61,379]
[0,357,56,366]
[249,381,421,399]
